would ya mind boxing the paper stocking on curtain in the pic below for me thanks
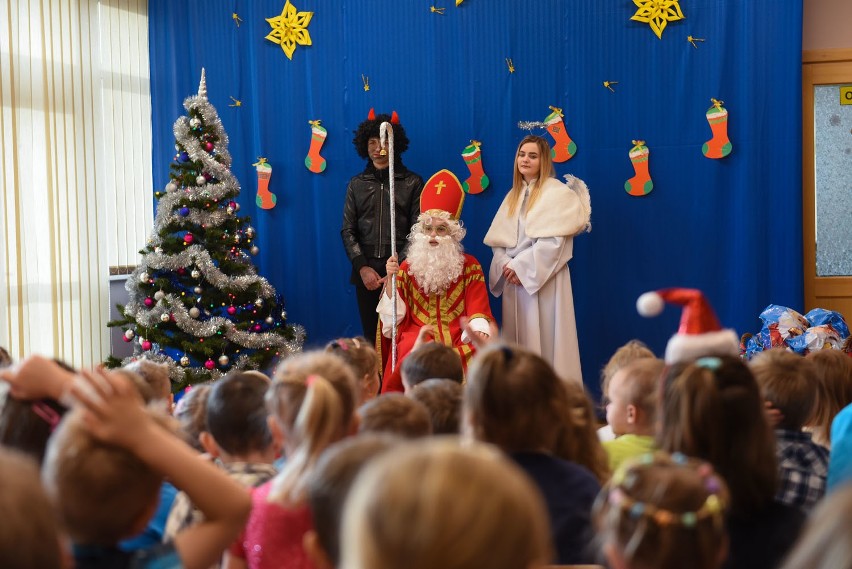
[625,141,653,196]
[305,120,328,173]
[702,99,732,159]
[544,105,577,162]
[254,158,277,209]
[461,140,489,194]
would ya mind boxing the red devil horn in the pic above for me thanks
[391,111,399,124]
[367,108,376,120]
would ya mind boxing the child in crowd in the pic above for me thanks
[325,337,380,403]
[561,375,611,483]
[827,402,852,492]
[464,344,602,565]
[602,357,664,471]
[226,351,358,569]
[124,358,173,411]
[409,378,463,434]
[304,434,400,569]
[659,356,805,569]
[0,447,66,569]
[357,393,432,438]
[340,438,553,569]
[165,371,278,545]
[400,342,464,391]
[594,451,730,569]
[779,485,852,569]
[750,349,829,511]
[34,363,251,569]
[805,348,852,448]
[598,339,656,441]
[174,383,212,452]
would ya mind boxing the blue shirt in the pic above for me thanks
[828,402,852,492]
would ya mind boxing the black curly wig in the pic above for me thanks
[352,113,410,161]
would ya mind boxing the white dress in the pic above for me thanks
[486,178,590,383]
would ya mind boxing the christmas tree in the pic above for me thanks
[107,69,304,391]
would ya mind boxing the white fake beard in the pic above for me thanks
[405,233,465,295]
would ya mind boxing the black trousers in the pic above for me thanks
[352,257,388,342]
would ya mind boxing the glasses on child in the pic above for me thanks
[422,223,450,236]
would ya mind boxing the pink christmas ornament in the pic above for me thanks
[204,359,215,370]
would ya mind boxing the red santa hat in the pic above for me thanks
[636,288,739,364]
[421,169,465,220]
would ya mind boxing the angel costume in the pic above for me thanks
[484,175,591,383]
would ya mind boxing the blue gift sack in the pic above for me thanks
[804,308,850,339]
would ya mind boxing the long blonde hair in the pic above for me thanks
[507,135,555,217]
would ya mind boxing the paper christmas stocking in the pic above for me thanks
[624,141,653,196]
[461,140,489,194]
[544,106,577,162]
[305,120,328,173]
[702,99,732,159]
[255,158,277,209]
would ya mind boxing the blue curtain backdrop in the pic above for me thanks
[148,0,803,400]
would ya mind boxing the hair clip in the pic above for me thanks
[352,338,361,349]
[32,401,62,431]
[695,357,722,370]
[306,374,321,387]
[500,346,513,362]
[336,339,350,351]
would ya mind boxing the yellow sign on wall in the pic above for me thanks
[841,86,852,105]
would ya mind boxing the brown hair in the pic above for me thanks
[507,135,556,217]
[307,434,400,566]
[658,356,777,516]
[778,484,852,569]
[267,351,358,505]
[465,344,610,482]
[357,393,432,438]
[42,408,164,545]
[174,383,212,452]
[341,439,553,569]
[601,339,656,402]
[594,452,730,569]
[613,358,665,424]
[410,379,463,435]
[400,343,464,388]
[750,349,817,430]
[123,358,172,401]
[0,396,67,466]
[806,349,852,446]
[325,337,381,402]
[0,447,63,568]
[206,371,272,455]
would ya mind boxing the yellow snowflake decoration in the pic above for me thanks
[631,0,685,39]
[265,0,313,60]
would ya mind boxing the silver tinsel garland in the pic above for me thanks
[517,120,547,132]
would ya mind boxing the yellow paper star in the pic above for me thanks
[265,0,313,60]
[631,0,685,39]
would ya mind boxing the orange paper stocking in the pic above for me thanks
[305,120,328,173]
[702,99,732,159]
[461,140,489,194]
[544,106,577,162]
[624,141,653,196]
[255,158,277,209]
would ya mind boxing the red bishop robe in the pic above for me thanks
[378,254,494,393]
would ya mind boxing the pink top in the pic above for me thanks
[229,480,315,569]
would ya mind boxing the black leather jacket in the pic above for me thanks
[341,163,424,271]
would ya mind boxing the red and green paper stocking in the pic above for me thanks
[254,158,277,209]
[625,141,653,196]
[544,106,577,162]
[702,99,732,159]
[461,140,489,194]
[305,120,328,173]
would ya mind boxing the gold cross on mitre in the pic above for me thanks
[434,180,446,194]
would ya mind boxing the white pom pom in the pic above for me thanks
[637,291,664,317]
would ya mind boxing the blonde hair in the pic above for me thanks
[325,336,381,402]
[42,408,165,545]
[594,452,730,569]
[0,447,63,568]
[561,378,612,483]
[123,358,172,401]
[750,349,817,429]
[173,383,212,451]
[613,358,666,424]
[507,135,555,217]
[267,351,358,505]
[341,438,553,569]
[806,349,852,446]
[778,484,852,569]
[601,339,656,401]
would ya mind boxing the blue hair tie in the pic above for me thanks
[695,357,722,370]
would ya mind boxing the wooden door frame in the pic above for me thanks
[802,50,852,310]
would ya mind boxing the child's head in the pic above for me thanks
[341,438,553,569]
[601,339,656,403]
[204,371,273,460]
[357,393,432,438]
[42,408,165,545]
[173,383,211,452]
[560,378,612,483]
[306,434,400,569]
[123,358,172,403]
[409,378,463,434]
[400,342,464,391]
[325,337,381,403]
[0,396,67,465]
[806,348,852,446]
[749,348,817,430]
[0,447,64,569]
[594,452,730,569]
[606,358,664,437]
[779,484,852,569]
[267,351,359,504]
[659,356,776,515]
[0,345,11,367]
